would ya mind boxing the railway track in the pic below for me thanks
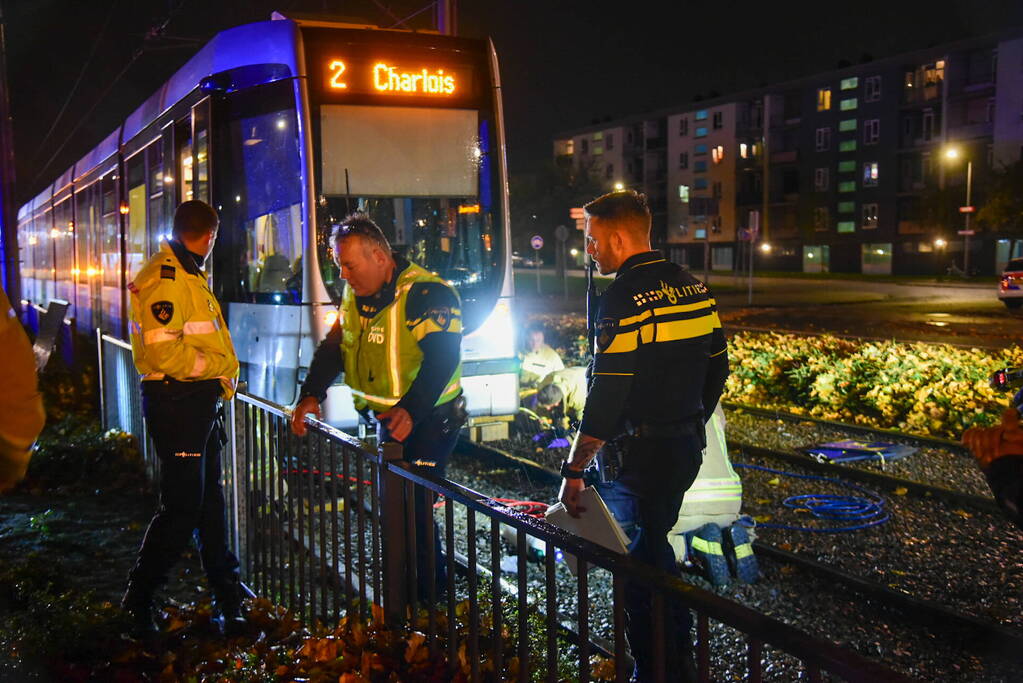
[453,437,1023,657]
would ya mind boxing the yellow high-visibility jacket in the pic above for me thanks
[0,287,45,485]
[538,366,588,419]
[128,240,239,399]
[519,343,564,388]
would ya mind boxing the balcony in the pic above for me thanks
[770,150,798,164]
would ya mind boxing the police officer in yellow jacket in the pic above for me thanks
[0,287,45,493]
[291,213,465,597]
[122,200,243,637]
[558,191,728,682]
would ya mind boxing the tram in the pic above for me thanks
[16,13,518,431]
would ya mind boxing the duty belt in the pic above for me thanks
[625,419,703,439]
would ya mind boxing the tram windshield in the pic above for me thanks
[316,104,502,333]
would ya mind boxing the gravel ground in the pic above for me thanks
[445,424,1023,681]
[724,407,993,498]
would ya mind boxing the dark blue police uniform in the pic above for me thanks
[580,251,729,681]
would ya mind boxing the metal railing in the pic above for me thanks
[97,333,154,478]
[97,337,913,682]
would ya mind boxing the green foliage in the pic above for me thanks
[977,160,1023,233]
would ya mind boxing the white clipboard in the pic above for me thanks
[545,487,630,575]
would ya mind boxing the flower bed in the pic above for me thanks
[724,332,1023,439]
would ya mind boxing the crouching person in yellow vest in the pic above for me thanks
[0,287,45,494]
[122,200,244,638]
[291,213,466,598]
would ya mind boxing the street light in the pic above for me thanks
[613,182,624,191]
[944,145,974,275]
[759,242,772,253]
[934,238,947,249]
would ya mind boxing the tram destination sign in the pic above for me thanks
[318,55,477,99]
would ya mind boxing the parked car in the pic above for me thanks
[999,258,1023,308]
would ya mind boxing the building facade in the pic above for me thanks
[553,30,1023,276]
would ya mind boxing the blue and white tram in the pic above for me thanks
[16,13,518,431]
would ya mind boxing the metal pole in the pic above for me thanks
[535,255,540,295]
[748,237,754,305]
[964,160,972,276]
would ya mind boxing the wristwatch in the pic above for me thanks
[560,461,585,479]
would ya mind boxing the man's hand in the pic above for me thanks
[291,396,321,436]
[963,407,1023,470]
[377,406,413,442]
[558,477,587,519]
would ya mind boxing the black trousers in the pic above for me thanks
[377,401,462,598]
[127,380,239,597]
[595,433,703,682]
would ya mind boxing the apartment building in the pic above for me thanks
[553,29,1023,276]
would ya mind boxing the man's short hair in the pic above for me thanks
[526,321,546,337]
[332,212,391,253]
[583,190,651,241]
[536,383,563,407]
[173,200,219,239]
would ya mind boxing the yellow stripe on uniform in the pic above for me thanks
[652,300,712,317]
[638,315,714,343]
[598,328,638,354]
[593,372,634,376]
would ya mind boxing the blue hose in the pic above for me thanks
[734,463,890,533]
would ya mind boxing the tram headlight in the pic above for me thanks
[324,310,338,328]
[463,297,515,360]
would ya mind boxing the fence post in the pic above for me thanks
[379,441,409,624]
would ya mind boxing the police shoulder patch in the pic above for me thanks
[160,265,176,280]
[595,317,618,351]
[428,306,451,331]
[151,301,174,325]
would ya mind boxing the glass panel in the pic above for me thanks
[192,100,211,204]
[177,119,194,202]
[100,173,122,334]
[147,142,167,253]
[839,119,857,132]
[126,153,147,281]
[37,209,53,304]
[316,104,502,332]
[841,77,859,90]
[839,140,857,152]
[837,220,856,233]
[840,98,858,111]
[838,201,855,213]
[838,160,856,172]
[838,181,856,192]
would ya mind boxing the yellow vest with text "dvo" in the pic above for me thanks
[340,263,461,413]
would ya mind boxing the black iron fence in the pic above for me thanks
[98,338,913,682]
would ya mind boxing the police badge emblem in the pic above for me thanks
[151,301,174,325]
[596,317,617,351]
[429,306,451,331]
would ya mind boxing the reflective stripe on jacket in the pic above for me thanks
[128,240,239,399]
[340,263,462,413]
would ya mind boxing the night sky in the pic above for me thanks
[5,0,1023,204]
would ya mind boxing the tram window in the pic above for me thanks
[53,198,74,310]
[37,208,53,304]
[125,152,147,279]
[192,100,210,204]
[100,172,122,333]
[218,86,303,304]
[315,105,500,328]
[18,216,34,302]
[74,181,100,330]
[177,118,193,202]
[147,142,167,251]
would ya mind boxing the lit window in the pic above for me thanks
[695,228,707,239]
[841,77,859,90]
[840,98,858,111]
[593,145,604,155]
[839,119,857,132]
[679,184,690,202]
[837,220,856,233]
[695,110,708,121]
[838,201,855,213]
[838,160,856,173]
[711,145,725,163]
[565,140,574,155]
[817,88,832,111]
[863,162,879,186]
[740,143,749,158]
[839,140,857,152]
[695,126,708,138]
[839,180,856,192]
[593,132,603,141]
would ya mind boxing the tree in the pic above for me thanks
[508,160,604,260]
[976,160,1023,235]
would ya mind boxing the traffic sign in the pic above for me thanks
[959,206,975,213]
[554,224,569,241]
[957,229,975,236]
[569,207,585,219]
[530,235,544,250]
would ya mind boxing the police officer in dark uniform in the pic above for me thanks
[291,213,465,597]
[122,200,244,637]
[558,191,728,682]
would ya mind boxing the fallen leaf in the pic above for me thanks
[893,487,908,496]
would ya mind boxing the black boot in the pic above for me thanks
[120,585,158,638]
[211,580,247,637]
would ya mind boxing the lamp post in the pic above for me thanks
[944,146,974,275]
